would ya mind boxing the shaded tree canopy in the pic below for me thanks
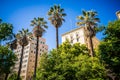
[0,46,17,76]
[0,19,14,44]
[8,73,21,80]
[99,20,120,78]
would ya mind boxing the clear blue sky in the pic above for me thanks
[0,0,120,50]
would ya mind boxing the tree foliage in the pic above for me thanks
[8,73,21,80]
[99,20,120,78]
[0,46,17,79]
[37,41,107,80]
[0,19,14,44]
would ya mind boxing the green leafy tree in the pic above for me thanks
[77,10,100,57]
[0,19,14,44]
[48,4,66,48]
[36,41,107,80]
[30,17,48,79]
[16,28,30,80]
[8,73,21,80]
[0,46,17,80]
[99,20,120,79]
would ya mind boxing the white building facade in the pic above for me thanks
[62,27,99,49]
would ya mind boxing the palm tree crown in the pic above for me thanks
[30,17,48,37]
[77,10,100,37]
[48,4,66,28]
[16,28,30,46]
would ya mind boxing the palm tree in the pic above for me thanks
[48,4,66,48]
[30,17,48,79]
[16,28,30,80]
[77,10,100,57]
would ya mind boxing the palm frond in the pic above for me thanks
[54,5,57,10]
[50,7,54,12]
[48,11,52,15]
[16,34,21,39]
[43,25,48,29]
[60,9,64,13]
[62,18,65,22]
[93,18,100,22]
[76,22,85,26]
[61,13,66,17]
[77,16,84,20]
[48,17,53,20]
[57,5,60,10]
[82,10,86,16]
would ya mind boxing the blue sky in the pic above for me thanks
[0,0,120,50]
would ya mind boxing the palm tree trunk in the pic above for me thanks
[33,36,39,79]
[17,45,24,80]
[5,73,9,80]
[56,28,59,49]
[88,36,94,57]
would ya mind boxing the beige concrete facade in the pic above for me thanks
[13,35,48,80]
[62,27,100,49]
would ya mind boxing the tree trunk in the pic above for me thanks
[56,28,59,49]
[33,36,39,79]
[5,73,9,80]
[17,45,24,80]
[88,36,94,57]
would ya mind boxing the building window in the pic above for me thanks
[70,35,74,43]
[23,65,26,68]
[40,49,41,51]
[25,55,28,58]
[39,53,41,56]
[77,38,79,42]
[71,39,73,43]
[43,42,45,44]
[76,33,80,42]
[24,60,27,63]
[21,76,25,79]
[22,70,26,73]
[26,51,29,53]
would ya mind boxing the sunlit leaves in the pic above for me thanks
[36,41,107,80]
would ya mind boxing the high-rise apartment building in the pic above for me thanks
[13,34,48,80]
[62,27,99,49]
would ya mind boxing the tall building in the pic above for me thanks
[13,34,48,80]
[62,27,99,49]
[116,11,120,19]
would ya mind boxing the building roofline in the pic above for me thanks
[62,27,84,36]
